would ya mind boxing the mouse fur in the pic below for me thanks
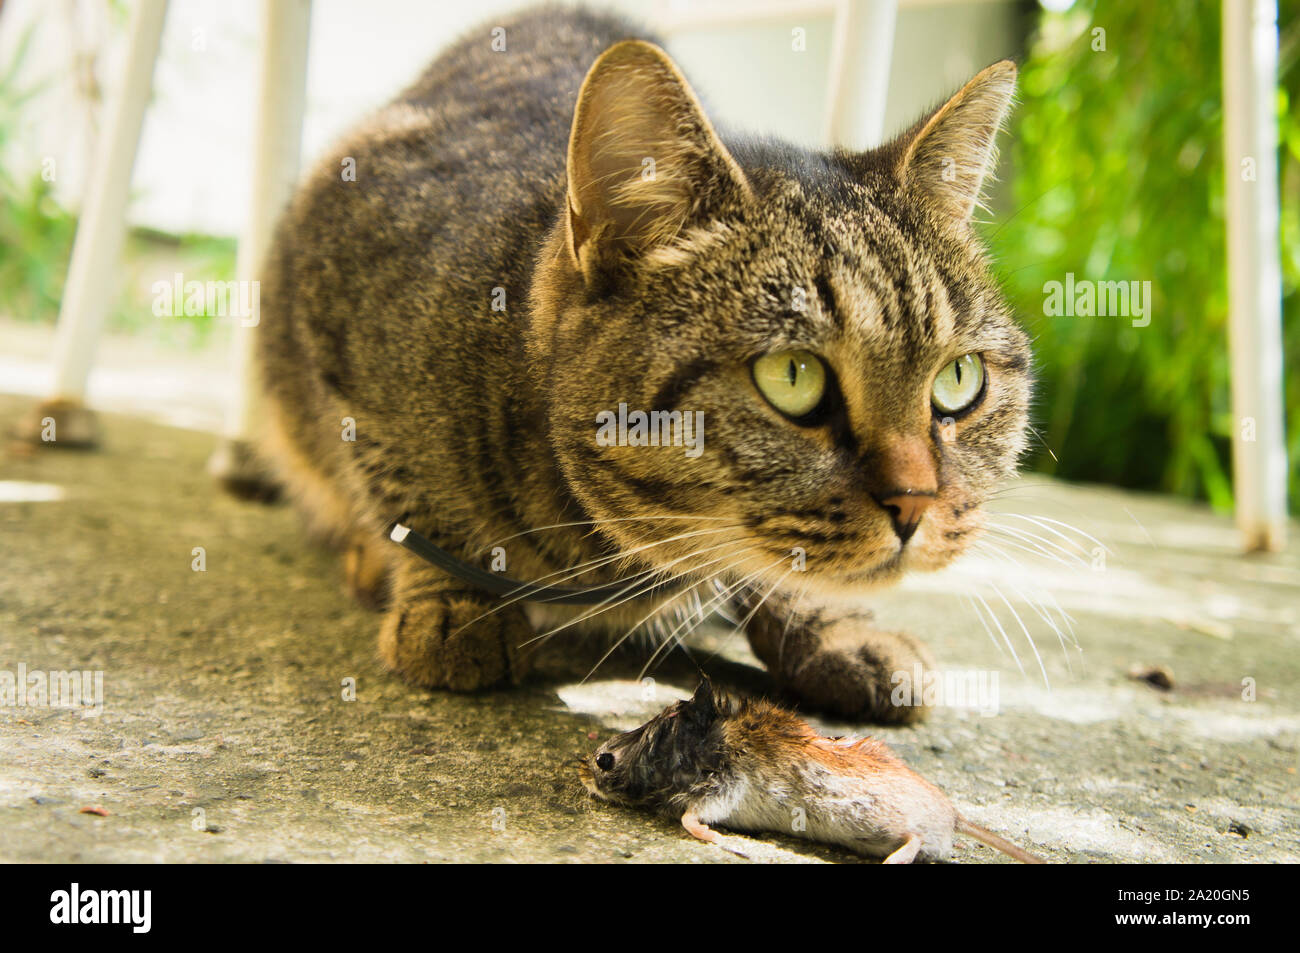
[581,680,1042,863]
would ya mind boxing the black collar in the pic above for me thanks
[387,523,682,605]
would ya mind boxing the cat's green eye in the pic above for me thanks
[931,353,986,415]
[752,350,827,420]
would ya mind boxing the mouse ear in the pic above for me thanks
[684,679,718,725]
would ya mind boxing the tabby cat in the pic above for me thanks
[255,6,1031,723]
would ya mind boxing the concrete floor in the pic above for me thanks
[1,392,1298,863]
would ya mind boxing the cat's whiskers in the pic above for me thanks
[992,512,1110,557]
[983,480,1078,504]
[518,540,752,648]
[970,587,1026,676]
[981,515,1107,644]
[700,564,796,667]
[984,181,1070,243]
[470,513,731,556]
[962,593,1006,659]
[977,538,1081,642]
[980,492,1061,512]
[986,577,1049,687]
[710,577,742,626]
[1025,424,1060,463]
[447,524,743,637]
[636,555,789,681]
[981,524,1089,571]
[983,513,1106,569]
[965,533,1084,685]
[667,565,775,659]
[771,576,811,674]
[507,524,741,592]
[576,548,764,682]
[592,522,736,579]
[972,538,1080,655]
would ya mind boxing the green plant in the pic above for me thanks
[0,24,77,322]
[0,170,76,321]
[0,15,235,343]
[987,0,1299,511]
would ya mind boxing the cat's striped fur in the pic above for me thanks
[255,6,1030,721]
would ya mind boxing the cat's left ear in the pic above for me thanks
[895,60,1017,226]
[565,40,752,284]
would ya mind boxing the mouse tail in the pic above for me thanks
[955,817,1046,864]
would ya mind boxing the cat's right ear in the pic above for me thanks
[565,40,751,285]
[893,60,1017,227]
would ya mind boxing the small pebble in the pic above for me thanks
[1128,665,1175,691]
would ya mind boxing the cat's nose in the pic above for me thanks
[874,491,935,544]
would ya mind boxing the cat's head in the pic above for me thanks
[528,41,1030,599]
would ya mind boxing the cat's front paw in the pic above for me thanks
[782,625,937,725]
[378,592,533,692]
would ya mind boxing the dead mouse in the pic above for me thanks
[579,680,1045,864]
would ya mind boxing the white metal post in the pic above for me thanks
[653,0,897,150]
[824,0,898,149]
[1223,0,1288,551]
[26,0,168,445]
[210,0,312,495]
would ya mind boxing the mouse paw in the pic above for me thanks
[682,811,750,860]
[882,834,924,864]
